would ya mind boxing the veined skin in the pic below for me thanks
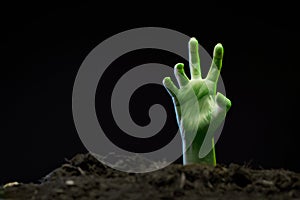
[163,38,231,165]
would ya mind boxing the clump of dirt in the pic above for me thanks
[2,153,300,200]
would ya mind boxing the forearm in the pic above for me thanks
[182,129,216,166]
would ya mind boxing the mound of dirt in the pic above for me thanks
[2,153,300,199]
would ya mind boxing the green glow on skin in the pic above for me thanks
[163,38,231,165]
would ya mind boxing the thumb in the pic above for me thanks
[216,92,232,112]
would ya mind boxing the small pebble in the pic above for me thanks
[261,180,274,186]
[65,180,75,186]
[3,182,19,188]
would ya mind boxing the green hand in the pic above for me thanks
[163,38,231,165]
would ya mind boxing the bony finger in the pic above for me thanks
[189,37,201,79]
[175,63,185,72]
[206,43,224,82]
[174,63,189,87]
[163,77,178,97]
[213,43,224,70]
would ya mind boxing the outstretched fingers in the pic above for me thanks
[206,43,224,83]
[189,38,201,79]
[174,63,189,88]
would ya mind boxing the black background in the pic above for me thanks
[1,3,300,184]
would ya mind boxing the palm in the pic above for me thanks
[175,79,214,129]
[163,38,231,165]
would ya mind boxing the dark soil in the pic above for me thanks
[2,153,300,200]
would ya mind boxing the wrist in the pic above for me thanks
[182,130,216,166]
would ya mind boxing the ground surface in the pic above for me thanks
[2,153,300,200]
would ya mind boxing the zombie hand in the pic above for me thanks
[163,38,231,165]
